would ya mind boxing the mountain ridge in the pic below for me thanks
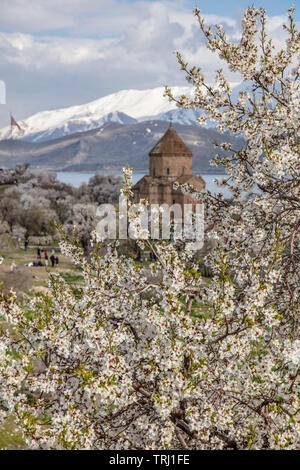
[0,120,244,173]
[0,84,241,143]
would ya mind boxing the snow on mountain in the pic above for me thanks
[150,108,216,128]
[20,111,138,143]
[0,84,240,143]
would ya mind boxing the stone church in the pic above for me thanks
[133,124,205,215]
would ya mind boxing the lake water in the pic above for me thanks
[56,171,233,197]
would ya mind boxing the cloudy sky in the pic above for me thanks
[0,0,298,127]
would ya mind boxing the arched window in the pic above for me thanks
[167,168,170,176]
[182,167,185,175]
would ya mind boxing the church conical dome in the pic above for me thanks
[149,125,192,157]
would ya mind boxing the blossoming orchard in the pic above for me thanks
[0,6,299,450]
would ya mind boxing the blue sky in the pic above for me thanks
[186,1,299,19]
[0,0,298,127]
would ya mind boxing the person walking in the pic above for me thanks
[44,250,48,267]
[50,253,55,268]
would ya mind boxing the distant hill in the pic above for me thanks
[0,120,243,173]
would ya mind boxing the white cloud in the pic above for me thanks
[0,1,298,128]
[0,33,118,67]
[0,0,113,32]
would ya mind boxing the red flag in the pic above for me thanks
[11,115,22,131]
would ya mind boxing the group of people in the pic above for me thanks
[37,247,59,268]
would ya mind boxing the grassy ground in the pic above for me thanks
[191,299,212,318]
[0,416,26,450]
[0,245,82,296]
[0,185,12,195]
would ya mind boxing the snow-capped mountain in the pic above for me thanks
[0,84,241,143]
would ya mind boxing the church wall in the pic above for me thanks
[134,182,204,219]
[150,155,192,177]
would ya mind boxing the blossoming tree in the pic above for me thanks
[0,6,299,449]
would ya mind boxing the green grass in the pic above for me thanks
[175,276,212,319]
[191,300,213,318]
[0,184,12,194]
[60,272,84,284]
[60,272,84,299]
[0,415,26,450]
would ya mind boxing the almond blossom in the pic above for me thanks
[0,6,299,450]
